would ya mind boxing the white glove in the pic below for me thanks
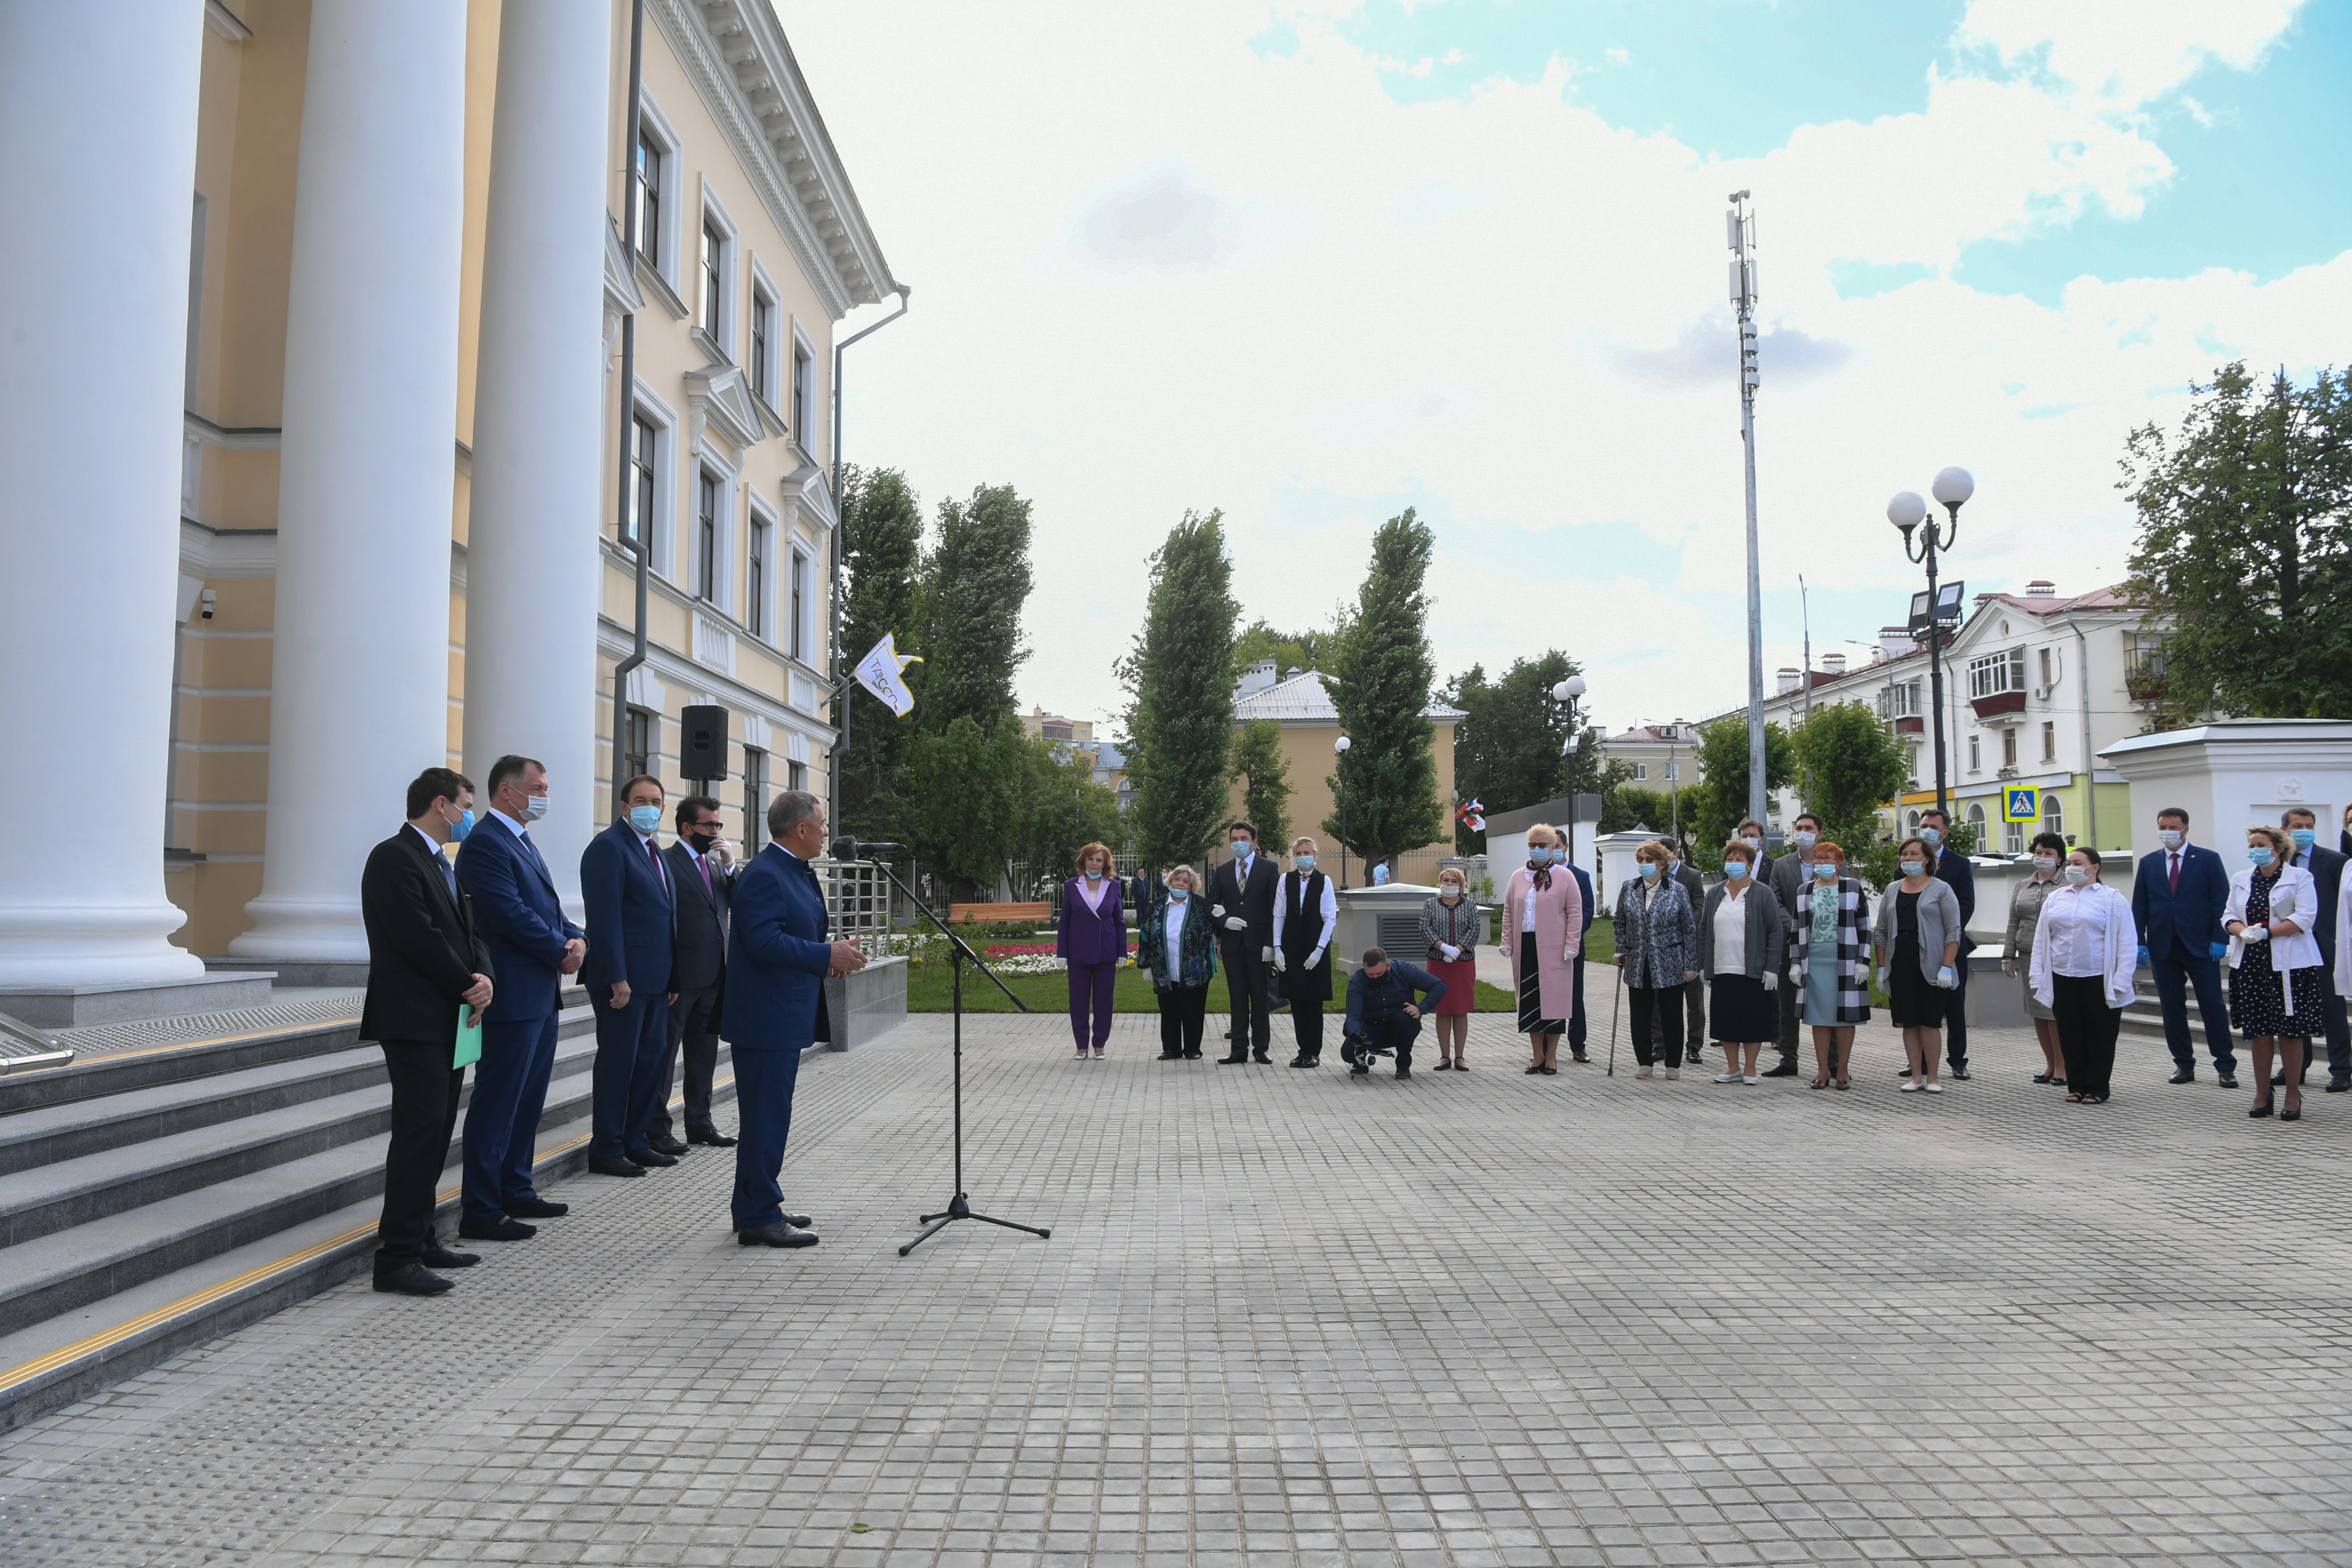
[1225,916,1248,932]
[1308,946,1325,969]
[2242,923,2270,943]
[1261,945,1274,963]
[1760,971,1779,993]
[1211,904,1226,918]
[1273,950,1287,973]
[1561,943,1576,963]
[2001,958,2015,978]
[1937,965,1957,988]
[1439,943,1460,962]
[1053,957,1067,970]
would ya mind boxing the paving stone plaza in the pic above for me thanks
[2,1011,2346,1567]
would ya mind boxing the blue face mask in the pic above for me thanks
[1294,854,1315,869]
[1813,861,1836,881]
[2291,829,2315,851]
[1638,863,1660,880]
[1919,826,1942,849]
[445,806,474,842]
[1231,841,1252,859]
[628,804,662,834]
[1553,846,1570,865]
[1899,860,1925,878]
[2248,847,2274,866]
[1724,861,1749,880]
[1169,887,1189,901]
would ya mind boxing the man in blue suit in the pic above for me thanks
[1919,808,1977,1079]
[454,754,585,1241]
[2283,806,2350,1091]
[581,774,678,1176]
[724,789,865,1247]
[2131,805,2237,1086]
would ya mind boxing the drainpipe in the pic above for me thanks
[2064,613,2096,849]
[827,285,911,827]
[607,0,647,809]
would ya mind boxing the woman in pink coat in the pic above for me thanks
[1502,823,1584,1075]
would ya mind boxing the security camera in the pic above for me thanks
[199,588,218,621]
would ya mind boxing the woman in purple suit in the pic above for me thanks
[1057,842,1126,1059]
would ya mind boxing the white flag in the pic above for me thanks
[853,633,919,717]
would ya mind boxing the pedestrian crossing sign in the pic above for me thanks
[2003,786,2040,823]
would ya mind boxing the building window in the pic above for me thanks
[789,550,808,661]
[1633,762,1648,781]
[2004,814,2024,855]
[748,517,770,637]
[744,747,768,853]
[788,759,808,793]
[791,336,812,442]
[2001,730,2017,768]
[750,293,772,402]
[627,415,657,544]
[2041,721,2057,762]
[2044,792,2065,843]
[624,705,656,785]
[634,136,661,267]
[699,219,724,341]
[1967,734,1981,772]
[1967,647,2026,700]
[696,472,719,602]
[1877,681,1922,720]
[2038,647,2054,690]
[1966,801,1987,846]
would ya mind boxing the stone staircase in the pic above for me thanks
[0,1000,728,1431]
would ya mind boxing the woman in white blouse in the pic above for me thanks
[2225,824,2326,1121]
[2029,848,2138,1105]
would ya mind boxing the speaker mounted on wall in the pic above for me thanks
[679,703,730,786]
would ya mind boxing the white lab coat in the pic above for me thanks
[2225,864,2325,1014]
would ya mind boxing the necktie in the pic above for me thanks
[698,853,712,898]
[2168,853,2180,894]
[647,835,666,891]
[437,851,458,902]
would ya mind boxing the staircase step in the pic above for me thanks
[0,1017,365,1117]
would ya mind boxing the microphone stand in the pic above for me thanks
[839,847,1049,1257]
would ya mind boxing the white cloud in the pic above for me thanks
[1955,0,2307,112]
[1070,164,1242,269]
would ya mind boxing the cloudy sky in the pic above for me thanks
[779,0,2349,739]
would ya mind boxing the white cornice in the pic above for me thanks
[183,411,280,450]
[647,0,894,319]
[205,1,253,42]
[180,519,277,578]
[784,459,835,530]
[684,363,767,456]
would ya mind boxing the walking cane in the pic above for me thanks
[1606,954,1625,1076]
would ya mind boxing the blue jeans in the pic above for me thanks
[730,1046,804,1230]
[589,988,672,1160]
[2152,949,2236,1075]
[461,1012,559,1223]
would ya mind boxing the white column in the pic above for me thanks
[228,2,468,962]
[0,5,206,985]
[462,0,614,915]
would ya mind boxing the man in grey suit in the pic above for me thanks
[653,794,737,1149]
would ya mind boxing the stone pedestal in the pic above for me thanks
[2100,719,2352,856]
[824,957,908,1050]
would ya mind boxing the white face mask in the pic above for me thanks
[522,793,550,822]
[2158,827,2182,849]
[2063,864,2089,886]
[1791,831,1817,850]
[2033,855,2059,873]
[1740,836,1761,852]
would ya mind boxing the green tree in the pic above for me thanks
[917,483,1033,736]
[1322,509,1445,864]
[1791,701,1909,860]
[1442,651,1623,852]
[1017,733,1126,889]
[1687,716,1794,853]
[1233,618,1345,681]
[1120,510,1241,871]
[837,464,926,843]
[2123,361,2352,727]
[1227,719,1293,851]
[1600,786,1678,838]
[906,715,1027,899]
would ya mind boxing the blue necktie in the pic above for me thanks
[436,850,458,902]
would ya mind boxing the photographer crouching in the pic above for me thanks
[1339,946,1448,1080]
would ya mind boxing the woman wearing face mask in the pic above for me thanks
[2028,848,2137,1105]
[1698,838,1784,1084]
[2226,825,2326,1121]
[1056,842,1125,1060]
[1273,837,1337,1068]
[1419,866,1481,1070]
[1137,865,1218,1060]
[1791,840,1869,1089]
[2005,832,2070,1087]
[1872,836,1963,1092]
[1611,839,1698,1078]
[1502,824,1582,1075]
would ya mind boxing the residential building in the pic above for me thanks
[1595,722,1704,792]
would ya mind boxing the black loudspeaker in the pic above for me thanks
[679,704,730,784]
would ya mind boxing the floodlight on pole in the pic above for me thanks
[1726,191,1766,829]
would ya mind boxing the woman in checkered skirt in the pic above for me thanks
[1791,840,1871,1090]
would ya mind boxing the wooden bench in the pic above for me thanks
[948,901,1052,924]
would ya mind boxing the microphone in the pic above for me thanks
[830,836,906,861]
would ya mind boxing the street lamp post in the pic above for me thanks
[1889,467,1973,822]
[1333,735,1352,889]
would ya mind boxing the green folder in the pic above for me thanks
[454,1005,483,1070]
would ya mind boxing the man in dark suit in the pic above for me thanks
[1919,808,1977,1079]
[1561,847,1597,1064]
[359,767,495,1296]
[455,754,586,1240]
[1208,821,1280,1063]
[723,789,867,1246]
[581,774,679,1176]
[2131,805,2237,1085]
[655,793,737,1148]
[1762,814,1819,1077]
[2283,806,2349,1091]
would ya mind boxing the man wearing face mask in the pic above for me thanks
[1761,815,1813,1077]
[2281,807,2349,1091]
[1551,839,1598,1062]
[654,796,737,1149]
[580,775,680,1176]
[1206,821,1280,1064]
[455,754,587,1241]
[2130,806,2236,1087]
[1915,808,1978,1080]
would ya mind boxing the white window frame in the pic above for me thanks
[1967,646,2026,700]
[1633,762,1648,781]
[696,182,741,360]
[627,382,679,578]
[1966,801,1988,844]
[2003,815,2025,855]
[634,92,685,290]
[788,545,810,662]
[745,493,779,642]
[789,320,817,449]
[1967,734,1981,772]
[747,259,782,409]
[689,440,738,609]
[2043,793,2065,842]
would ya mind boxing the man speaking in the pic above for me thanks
[724,790,866,1248]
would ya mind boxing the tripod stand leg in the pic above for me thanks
[968,1211,1051,1239]
[897,1214,955,1257]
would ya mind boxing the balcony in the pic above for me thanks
[1969,690,2026,719]
[1894,715,1924,734]
[2126,667,2168,704]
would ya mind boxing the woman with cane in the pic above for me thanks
[1612,839,1696,1078]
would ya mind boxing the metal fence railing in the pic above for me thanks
[816,857,896,960]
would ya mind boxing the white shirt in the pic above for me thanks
[1272,872,1337,953]
[1521,878,1539,932]
[1713,885,1748,974]
[406,823,447,863]
[2041,882,2118,977]
[1163,898,1190,974]
[487,805,531,841]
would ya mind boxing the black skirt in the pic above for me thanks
[1709,974,1777,1042]
[1516,946,1564,1035]
[1887,892,1943,1029]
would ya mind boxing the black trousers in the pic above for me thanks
[1159,982,1209,1056]
[1658,976,1705,1057]
[375,1038,465,1273]
[1290,1000,1324,1060]
[1775,948,1801,1059]
[651,979,723,1137]
[2051,973,2119,1098]
[1944,956,1972,1068]
[1221,942,1273,1055]
[1628,985,1684,1067]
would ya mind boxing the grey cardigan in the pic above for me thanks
[1872,876,1965,987]
[1696,881,1785,981]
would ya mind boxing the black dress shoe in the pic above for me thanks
[1760,1061,1799,1077]
[590,1156,646,1177]
[687,1127,738,1146]
[421,1245,479,1269]
[1395,1065,1411,1079]
[2218,1073,2239,1089]
[738,1224,819,1248]
[1217,1054,1249,1064]
[374,1262,453,1295]
[1183,1049,1202,1058]
[626,1147,679,1167]
[2168,1069,2197,1084]
[779,1211,812,1229]
[1570,1049,1589,1063]
[2327,1077,2350,1093]
[1950,1066,1972,1081]
[1350,1062,1370,1076]
[1158,1051,1182,1060]
[504,1197,569,1218]
[647,1134,691,1157]
[1253,1052,1272,1063]
[458,1215,537,1242]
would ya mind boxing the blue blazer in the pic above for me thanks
[454,814,582,1023]
[720,844,835,1052]
[2292,843,2345,963]
[1934,845,1975,952]
[580,821,675,995]
[2132,842,2229,959]
[1566,863,1595,936]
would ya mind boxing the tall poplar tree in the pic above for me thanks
[1120,510,1240,872]
[838,464,925,842]
[1322,509,1445,864]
